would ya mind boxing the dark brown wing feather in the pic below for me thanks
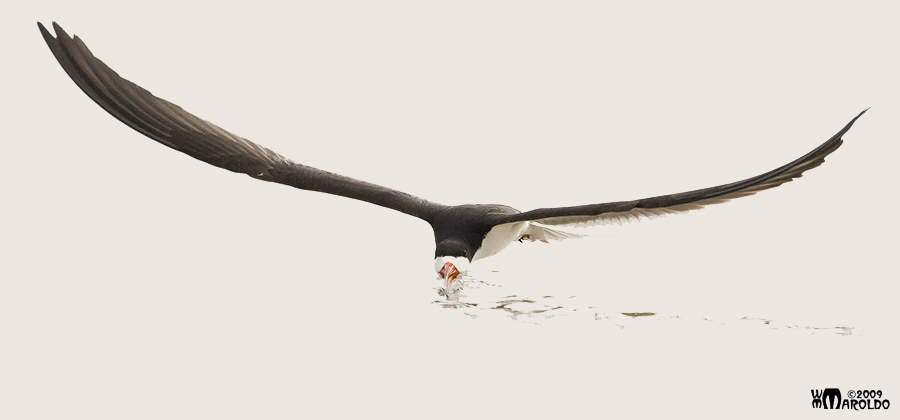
[499,109,867,227]
[39,22,446,222]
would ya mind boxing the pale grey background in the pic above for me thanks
[3,1,898,418]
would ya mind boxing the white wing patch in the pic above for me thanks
[519,223,586,242]
[472,222,584,261]
[473,222,528,261]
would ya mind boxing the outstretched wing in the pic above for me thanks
[38,22,447,222]
[498,109,866,227]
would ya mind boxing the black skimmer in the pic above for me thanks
[39,22,866,291]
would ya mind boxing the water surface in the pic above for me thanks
[433,271,857,335]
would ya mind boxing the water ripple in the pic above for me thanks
[432,274,857,335]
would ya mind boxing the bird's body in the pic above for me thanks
[38,22,867,290]
[431,205,585,262]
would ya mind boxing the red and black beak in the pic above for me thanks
[439,262,460,290]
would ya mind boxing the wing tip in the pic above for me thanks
[37,21,72,41]
[37,21,55,43]
[851,107,869,127]
[839,108,869,138]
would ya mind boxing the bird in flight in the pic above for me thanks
[39,22,866,291]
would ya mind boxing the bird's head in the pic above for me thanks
[434,239,474,290]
